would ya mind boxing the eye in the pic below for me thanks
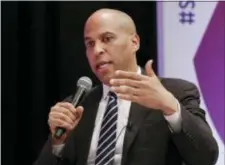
[86,41,95,48]
[102,36,113,43]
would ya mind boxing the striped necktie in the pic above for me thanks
[94,91,118,165]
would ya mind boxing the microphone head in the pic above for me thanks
[77,76,92,91]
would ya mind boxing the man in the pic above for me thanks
[33,8,219,165]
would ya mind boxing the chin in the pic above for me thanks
[97,74,113,86]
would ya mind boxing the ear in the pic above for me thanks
[131,34,140,52]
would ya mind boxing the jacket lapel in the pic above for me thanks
[121,102,149,165]
[121,67,158,165]
[76,85,103,164]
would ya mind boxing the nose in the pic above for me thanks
[94,42,104,56]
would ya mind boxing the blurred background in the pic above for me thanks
[2,1,224,165]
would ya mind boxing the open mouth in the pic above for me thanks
[96,61,112,70]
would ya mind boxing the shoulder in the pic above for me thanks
[159,77,200,100]
[160,77,197,89]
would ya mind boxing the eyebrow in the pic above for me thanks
[101,32,115,36]
[84,31,115,41]
[84,36,91,42]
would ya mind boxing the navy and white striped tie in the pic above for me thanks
[94,91,118,165]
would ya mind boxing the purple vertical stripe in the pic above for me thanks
[194,2,225,142]
[156,1,164,76]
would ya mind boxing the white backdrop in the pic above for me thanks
[157,1,224,165]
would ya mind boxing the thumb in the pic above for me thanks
[145,60,155,77]
[73,106,84,128]
[76,106,84,120]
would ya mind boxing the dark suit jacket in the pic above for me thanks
[33,77,219,165]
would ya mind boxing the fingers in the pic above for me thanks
[111,85,142,96]
[110,75,148,97]
[50,103,76,122]
[113,70,148,81]
[57,102,77,116]
[110,71,149,94]
[48,102,84,134]
[116,93,138,102]
[110,78,146,88]
[145,60,155,77]
[74,106,84,121]
[49,118,73,131]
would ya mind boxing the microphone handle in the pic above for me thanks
[71,87,86,107]
[54,128,65,138]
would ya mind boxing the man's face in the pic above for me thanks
[84,14,139,85]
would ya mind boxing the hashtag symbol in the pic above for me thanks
[179,11,195,24]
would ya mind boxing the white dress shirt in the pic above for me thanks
[52,66,182,165]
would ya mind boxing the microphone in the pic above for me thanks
[54,76,92,138]
[115,121,133,142]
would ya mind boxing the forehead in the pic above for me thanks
[84,14,123,40]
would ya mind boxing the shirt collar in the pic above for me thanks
[102,66,141,100]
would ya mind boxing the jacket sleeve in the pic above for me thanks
[170,81,219,165]
[33,95,77,165]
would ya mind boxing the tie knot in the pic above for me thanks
[108,91,117,99]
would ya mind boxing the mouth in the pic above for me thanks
[96,61,113,70]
